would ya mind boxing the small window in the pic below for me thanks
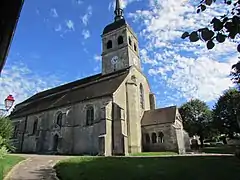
[32,119,38,135]
[128,37,132,46]
[158,132,164,143]
[118,36,124,45]
[86,106,94,126]
[57,112,63,127]
[151,133,157,144]
[107,40,112,49]
[134,43,137,51]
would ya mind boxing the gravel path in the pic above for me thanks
[4,154,71,180]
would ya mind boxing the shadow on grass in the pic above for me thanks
[55,156,240,180]
[202,145,236,154]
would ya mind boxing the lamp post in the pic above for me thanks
[0,95,15,116]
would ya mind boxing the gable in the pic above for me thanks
[141,106,177,126]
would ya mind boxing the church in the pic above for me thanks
[10,0,190,156]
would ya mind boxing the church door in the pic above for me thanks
[53,134,59,152]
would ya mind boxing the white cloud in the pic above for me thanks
[65,20,75,31]
[82,29,90,39]
[73,0,83,5]
[55,24,62,32]
[50,8,58,18]
[0,62,61,112]
[128,0,238,104]
[109,0,141,11]
[94,55,101,61]
[81,5,93,26]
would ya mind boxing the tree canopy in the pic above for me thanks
[212,88,240,137]
[181,0,240,86]
[179,99,213,146]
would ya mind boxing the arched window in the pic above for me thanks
[151,133,157,144]
[134,43,137,51]
[32,119,38,135]
[86,106,94,126]
[128,37,132,46]
[145,134,150,144]
[107,40,112,49]
[57,112,63,127]
[118,36,124,45]
[158,132,164,143]
[140,84,145,109]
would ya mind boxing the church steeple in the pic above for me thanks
[114,0,124,21]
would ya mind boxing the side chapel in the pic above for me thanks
[10,0,190,156]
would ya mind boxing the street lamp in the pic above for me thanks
[0,95,15,115]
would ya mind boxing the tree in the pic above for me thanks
[179,99,213,147]
[181,0,240,86]
[0,116,14,151]
[212,88,240,137]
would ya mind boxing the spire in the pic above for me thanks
[114,0,124,21]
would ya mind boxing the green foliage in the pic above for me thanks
[231,61,240,88]
[212,88,240,137]
[179,99,214,145]
[0,116,15,152]
[181,0,240,86]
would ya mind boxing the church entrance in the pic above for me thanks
[53,134,59,152]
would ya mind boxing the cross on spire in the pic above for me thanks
[114,0,124,21]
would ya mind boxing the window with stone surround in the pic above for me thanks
[107,40,112,49]
[56,112,63,127]
[118,36,124,45]
[134,43,137,51]
[32,119,38,135]
[158,132,164,143]
[128,37,132,46]
[140,84,145,109]
[86,106,94,126]
[151,132,157,144]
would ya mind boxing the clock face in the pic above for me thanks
[111,56,119,64]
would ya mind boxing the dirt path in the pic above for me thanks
[4,154,71,180]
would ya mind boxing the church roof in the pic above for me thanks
[141,106,177,126]
[10,67,130,118]
[103,19,127,35]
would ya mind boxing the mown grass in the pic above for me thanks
[0,155,25,180]
[55,156,240,180]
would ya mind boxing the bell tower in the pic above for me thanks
[101,0,141,75]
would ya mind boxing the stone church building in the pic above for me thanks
[10,0,190,156]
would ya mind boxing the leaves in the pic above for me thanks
[205,0,213,6]
[216,33,226,43]
[207,40,215,49]
[200,28,214,41]
[181,32,189,39]
[189,31,200,42]
[179,99,212,138]
[212,89,240,136]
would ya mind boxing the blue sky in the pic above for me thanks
[0,0,238,110]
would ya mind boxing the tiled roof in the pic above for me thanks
[102,19,127,35]
[10,68,130,118]
[141,106,177,126]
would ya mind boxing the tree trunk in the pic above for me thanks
[200,135,204,148]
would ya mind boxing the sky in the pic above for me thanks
[0,0,238,111]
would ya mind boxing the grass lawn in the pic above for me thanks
[202,145,236,154]
[0,155,25,180]
[55,156,240,180]
[130,152,177,156]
